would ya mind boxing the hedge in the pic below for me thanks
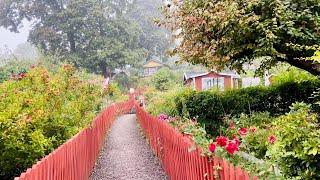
[175,80,320,136]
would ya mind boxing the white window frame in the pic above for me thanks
[202,77,225,91]
[202,77,214,90]
[218,77,225,91]
[149,67,157,75]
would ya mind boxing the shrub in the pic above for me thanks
[271,64,317,85]
[151,67,182,91]
[0,60,32,83]
[146,85,186,116]
[267,103,320,179]
[175,80,320,136]
[0,65,105,179]
[235,103,320,179]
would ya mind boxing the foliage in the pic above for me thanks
[145,84,186,116]
[223,103,320,179]
[0,60,32,83]
[313,51,320,62]
[105,82,128,102]
[0,65,105,179]
[267,103,320,179]
[271,65,317,85]
[0,0,146,77]
[113,72,139,91]
[162,111,282,179]
[175,80,320,136]
[161,0,320,75]
[128,0,172,60]
[151,67,182,91]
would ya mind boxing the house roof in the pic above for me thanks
[184,71,207,81]
[184,70,241,81]
[143,60,164,68]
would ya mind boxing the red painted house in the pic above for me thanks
[184,71,241,91]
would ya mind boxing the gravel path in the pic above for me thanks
[90,114,167,180]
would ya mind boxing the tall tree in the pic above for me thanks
[0,0,145,77]
[162,0,320,76]
[128,0,172,61]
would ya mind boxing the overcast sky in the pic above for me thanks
[0,20,31,51]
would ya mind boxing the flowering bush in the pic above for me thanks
[216,136,228,147]
[267,103,320,179]
[0,65,105,179]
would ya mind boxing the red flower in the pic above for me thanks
[232,137,241,146]
[268,135,277,144]
[249,127,256,133]
[229,121,235,129]
[238,127,248,136]
[216,136,228,147]
[209,143,216,153]
[225,141,239,155]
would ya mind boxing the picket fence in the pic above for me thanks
[135,103,259,180]
[15,99,134,180]
[15,96,257,180]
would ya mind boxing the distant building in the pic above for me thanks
[184,71,241,91]
[142,60,164,77]
[241,73,274,87]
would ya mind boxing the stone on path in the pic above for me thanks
[90,114,167,180]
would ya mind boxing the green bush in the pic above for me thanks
[151,67,182,91]
[267,103,320,179]
[0,65,104,179]
[175,80,320,136]
[270,64,317,85]
[145,85,186,116]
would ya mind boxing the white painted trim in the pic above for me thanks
[189,72,240,79]
[190,72,210,79]
[202,77,214,90]
[231,77,233,89]
[193,77,196,90]
[218,77,225,91]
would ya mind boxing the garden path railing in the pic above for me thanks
[15,99,134,180]
[135,103,258,180]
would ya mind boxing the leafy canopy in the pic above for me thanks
[162,0,320,75]
[0,0,145,77]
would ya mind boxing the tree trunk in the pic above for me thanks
[99,62,111,78]
[67,32,76,52]
[283,57,320,77]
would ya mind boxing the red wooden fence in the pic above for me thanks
[15,99,134,180]
[135,104,258,180]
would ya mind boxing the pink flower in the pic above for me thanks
[209,143,216,153]
[229,121,235,129]
[232,137,241,146]
[268,135,277,144]
[249,127,256,133]
[216,136,228,147]
[158,113,168,121]
[238,128,248,136]
[225,141,239,155]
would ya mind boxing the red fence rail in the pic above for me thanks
[15,100,134,180]
[135,104,258,180]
